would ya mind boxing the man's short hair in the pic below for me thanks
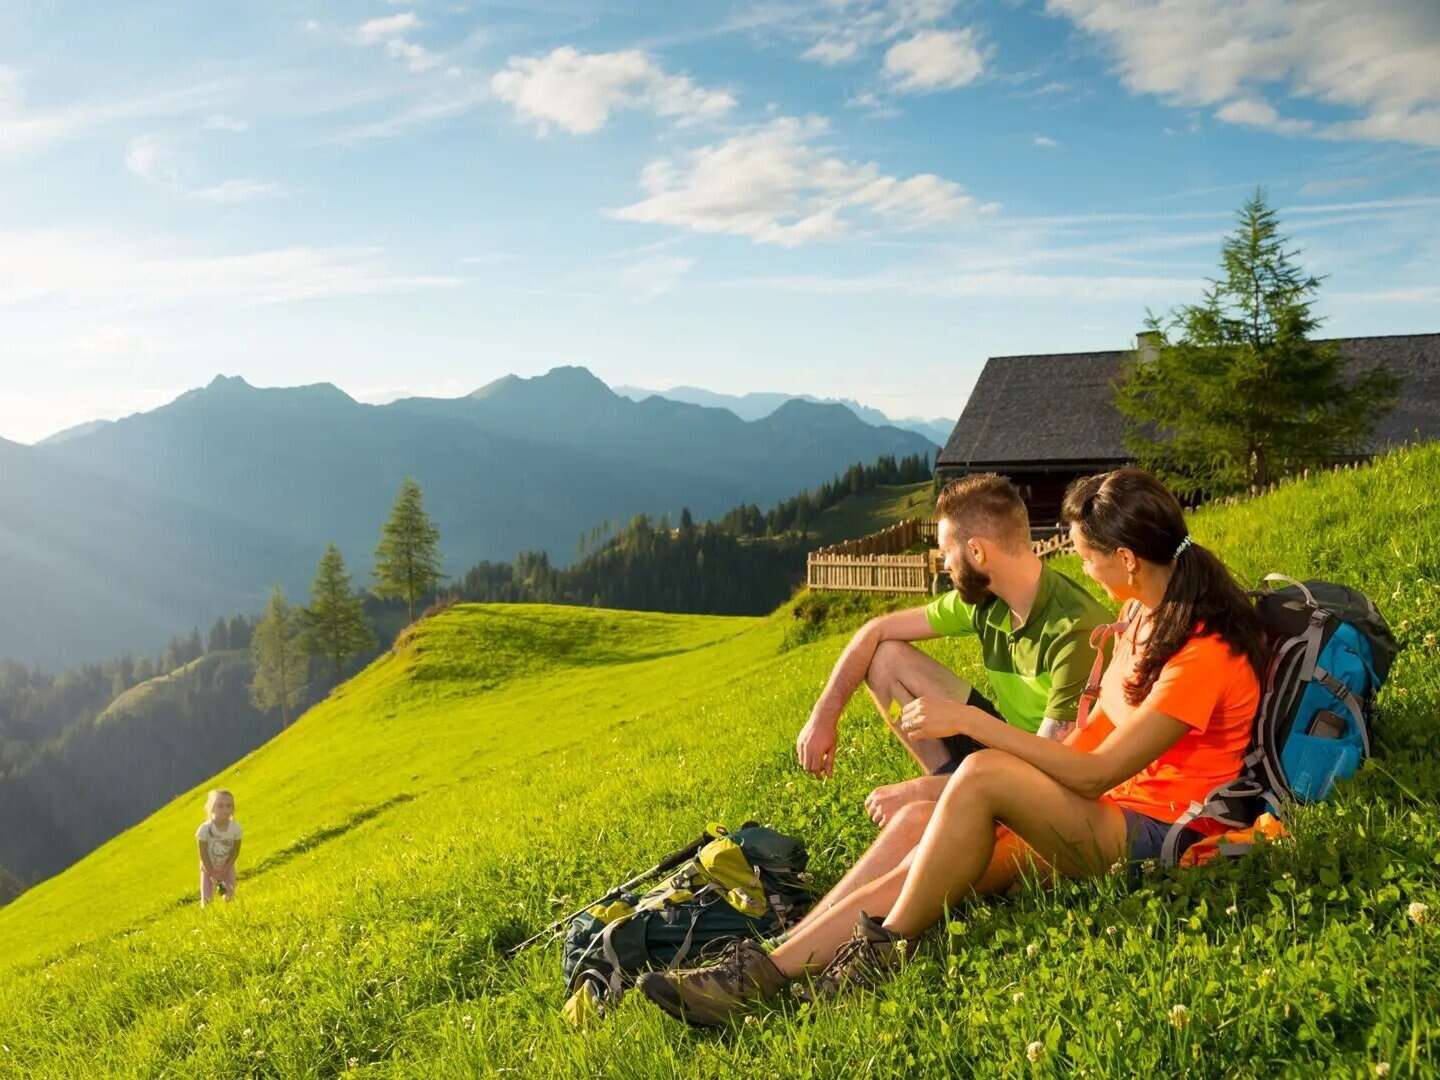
[934,473,1030,553]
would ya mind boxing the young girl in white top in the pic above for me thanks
[196,789,243,906]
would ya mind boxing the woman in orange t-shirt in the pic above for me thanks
[638,468,1267,1025]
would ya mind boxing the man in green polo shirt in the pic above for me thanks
[795,472,1111,826]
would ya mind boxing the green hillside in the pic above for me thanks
[808,480,935,548]
[1,449,1437,1077]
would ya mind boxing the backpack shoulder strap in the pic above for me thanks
[1077,601,1136,731]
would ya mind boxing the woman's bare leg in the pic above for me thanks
[883,749,1127,937]
[769,810,1042,977]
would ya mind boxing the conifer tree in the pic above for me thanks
[303,544,376,681]
[228,615,251,651]
[207,618,230,653]
[373,478,445,622]
[250,587,308,727]
[1116,188,1398,496]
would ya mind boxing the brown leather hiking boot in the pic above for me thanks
[797,912,910,1002]
[637,938,788,1028]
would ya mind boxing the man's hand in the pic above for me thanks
[899,696,973,740]
[864,779,936,827]
[796,707,838,778]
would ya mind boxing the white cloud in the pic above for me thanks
[1032,134,1060,148]
[618,255,697,300]
[884,29,985,93]
[725,266,1206,302]
[803,39,861,65]
[0,230,463,310]
[1297,177,1372,198]
[608,115,993,246]
[125,134,284,203]
[356,13,420,45]
[0,75,231,157]
[1046,0,1440,147]
[124,134,181,186]
[335,81,489,140]
[188,179,286,204]
[353,12,441,73]
[0,66,21,115]
[491,47,735,135]
[201,113,249,132]
[1214,99,1313,136]
[786,0,960,66]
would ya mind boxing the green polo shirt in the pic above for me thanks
[924,563,1110,734]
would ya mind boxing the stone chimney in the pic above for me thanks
[1135,330,1163,363]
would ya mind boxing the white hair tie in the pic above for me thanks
[1173,535,1194,560]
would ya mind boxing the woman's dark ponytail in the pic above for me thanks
[1061,468,1266,705]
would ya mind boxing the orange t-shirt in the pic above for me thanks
[1087,613,1260,833]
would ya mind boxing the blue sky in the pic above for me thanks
[2,0,1437,444]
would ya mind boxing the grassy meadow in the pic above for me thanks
[808,481,936,548]
[0,448,1438,1077]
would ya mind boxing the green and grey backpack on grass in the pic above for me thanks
[561,823,812,1020]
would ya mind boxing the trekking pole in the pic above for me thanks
[505,830,715,957]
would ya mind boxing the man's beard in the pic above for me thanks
[955,557,993,604]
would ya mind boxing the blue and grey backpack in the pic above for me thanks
[1160,574,1401,864]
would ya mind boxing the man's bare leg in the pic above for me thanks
[865,640,975,774]
[797,801,935,921]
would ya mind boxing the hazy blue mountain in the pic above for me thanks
[10,369,935,667]
[0,435,313,670]
[614,383,954,446]
[36,419,115,446]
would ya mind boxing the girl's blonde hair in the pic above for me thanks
[205,788,235,814]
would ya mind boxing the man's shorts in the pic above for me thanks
[931,689,1004,775]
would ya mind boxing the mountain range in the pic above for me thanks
[3,367,937,668]
[613,384,954,446]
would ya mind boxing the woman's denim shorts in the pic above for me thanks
[1123,808,1202,866]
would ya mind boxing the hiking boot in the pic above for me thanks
[637,938,788,1028]
[796,912,910,1002]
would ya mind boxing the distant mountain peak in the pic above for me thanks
[36,419,115,447]
[470,365,616,406]
[206,374,254,392]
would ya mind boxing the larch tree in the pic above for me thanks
[373,478,444,622]
[303,544,377,682]
[250,586,309,727]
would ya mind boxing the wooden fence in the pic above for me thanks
[811,518,934,559]
[806,519,1074,594]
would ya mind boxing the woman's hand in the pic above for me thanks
[899,696,972,740]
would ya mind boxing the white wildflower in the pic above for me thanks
[1168,1003,1190,1029]
[1225,904,1238,916]
[242,1028,253,1038]
[1408,902,1429,925]
[1026,942,1040,958]
[1376,1063,1391,1077]
[348,1058,359,1070]
[1104,925,1118,937]
[1026,1041,1044,1063]
[1013,991,1025,1004]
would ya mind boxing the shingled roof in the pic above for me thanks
[938,333,1440,469]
